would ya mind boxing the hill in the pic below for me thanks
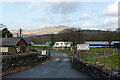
[10,26,69,37]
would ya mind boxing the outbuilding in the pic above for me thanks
[26,41,35,46]
[0,37,28,54]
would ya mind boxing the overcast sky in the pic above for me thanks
[1,0,119,30]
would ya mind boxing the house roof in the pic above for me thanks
[0,37,28,47]
[26,41,32,44]
[85,41,120,45]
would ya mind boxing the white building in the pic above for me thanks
[53,42,73,48]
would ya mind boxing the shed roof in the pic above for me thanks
[0,37,28,47]
[26,41,32,44]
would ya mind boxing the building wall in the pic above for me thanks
[0,47,16,54]
[0,47,8,53]
[30,42,35,46]
[8,47,16,54]
[17,39,27,53]
[0,39,27,54]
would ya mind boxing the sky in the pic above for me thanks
[0,0,119,30]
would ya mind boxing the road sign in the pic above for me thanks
[42,50,46,55]
[77,44,89,50]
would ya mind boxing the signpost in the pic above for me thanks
[77,44,89,50]
[42,50,46,55]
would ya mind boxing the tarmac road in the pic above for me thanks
[3,50,91,78]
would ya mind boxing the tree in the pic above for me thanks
[76,28,84,44]
[116,27,120,41]
[50,33,55,46]
[103,31,114,47]
[2,28,13,38]
[59,28,84,46]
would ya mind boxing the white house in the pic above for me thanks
[53,42,73,48]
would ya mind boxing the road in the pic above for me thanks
[3,50,91,78]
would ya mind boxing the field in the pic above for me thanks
[27,46,53,50]
[81,54,120,70]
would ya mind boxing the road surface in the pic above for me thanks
[3,50,91,78]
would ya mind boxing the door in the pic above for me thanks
[23,46,26,53]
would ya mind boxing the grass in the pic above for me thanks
[81,54,120,70]
[27,46,53,50]
[89,47,113,53]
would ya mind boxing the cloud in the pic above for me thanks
[79,20,118,30]
[32,15,59,26]
[104,17,118,25]
[81,22,93,28]
[47,2,81,14]
[102,0,118,16]
[26,2,39,11]
[58,16,72,23]
[79,14,91,20]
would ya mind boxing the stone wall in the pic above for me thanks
[72,58,120,80]
[2,53,49,72]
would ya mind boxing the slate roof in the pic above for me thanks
[0,37,28,47]
[26,41,32,44]
[85,41,120,45]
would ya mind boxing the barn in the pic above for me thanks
[0,37,28,54]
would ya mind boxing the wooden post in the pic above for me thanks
[86,50,88,61]
[91,52,92,62]
[113,49,114,55]
[117,54,120,70]
[116,48,117,55]
[101,48,102,54]
[104,56,106,66]
[95,50,98,63]
[20,28,22,38]
[114,59,116,69]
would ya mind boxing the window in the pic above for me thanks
[16,47,20,52]
[0,47,8,52]
[56,43,59,45]
[65,43,68,45]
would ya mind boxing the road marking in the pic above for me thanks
[63,59,69,61]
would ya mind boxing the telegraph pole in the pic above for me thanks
[20,28,22,38]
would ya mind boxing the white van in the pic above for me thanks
[53,42,73,48]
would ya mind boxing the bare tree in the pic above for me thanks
[103,31,114,47]
[50,33,55,46]
[59,28,84,45]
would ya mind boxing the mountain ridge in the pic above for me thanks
[10,26,70,37]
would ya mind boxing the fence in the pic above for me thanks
[72,58,120,80]
[72,48,120,79]
[73,48,120,70]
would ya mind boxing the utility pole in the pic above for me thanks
[20,28,22,38]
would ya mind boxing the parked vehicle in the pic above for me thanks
[53,42,73,48]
